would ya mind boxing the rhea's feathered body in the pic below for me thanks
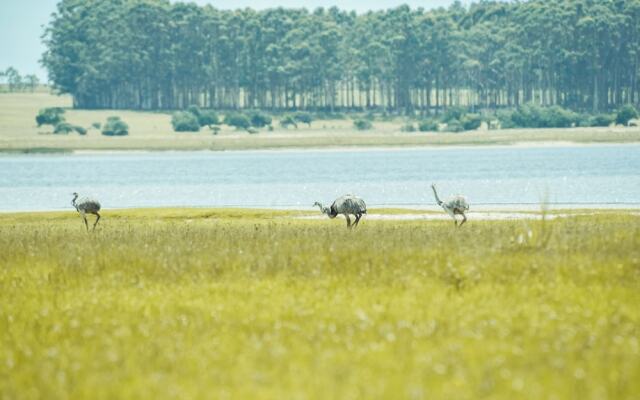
[314,194,367,229]
[431,184,469,227]
[72,192,102,231]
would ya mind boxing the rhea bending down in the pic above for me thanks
[431,184,469,227]
[314,194,367,229]
[72,192,102,231]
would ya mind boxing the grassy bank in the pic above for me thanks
[1,208,638,399]
[1,92,640,152]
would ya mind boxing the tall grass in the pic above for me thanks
[1,209,639,399]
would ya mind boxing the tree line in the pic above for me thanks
[42,0,640,113]
[0,67,40,92]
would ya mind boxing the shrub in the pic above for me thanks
[616,104,638,126]
[91,122,101,130]
[280,115,298,129]
[445,119,464,133]
[461,114,482,131]
[250,112,272,128]
[211,125,221,135]
[247,127,259,134]
[543,106,580,128]
[443,106,466,123]
[36,107,65,127]
[52,122,86,135]
[224,113,251,130]
[53,122,73,134]
[102,116,129,136]
[587,114,615,127]
[187,105,201,118]
[418,119,439,132]
[500,104,579,129]
[496,110,517,129]
[171,111,200,132]
[353,119,373,130]
[401,123,416,132]
[294,112,313,126]
[198,110,219,128]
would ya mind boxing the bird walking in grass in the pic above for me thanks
[72,192,101,231]
[431,184,469,227]
[314,194,367,229]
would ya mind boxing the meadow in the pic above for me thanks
[1,92,640,152]
[1,208,639,399]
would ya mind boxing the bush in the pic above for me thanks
[616,105,638,126]
[461,114,482,131]
[400,123,416,132]
[445,119,464,133]
[36,107,65,127]
[250,112,272,128]
[187,105,201,118]
[52,122,86,135]
[294,112,313,126]
[353,119,373,130]
[418,119,439,132]
[102,116,129,136]
[587,114,615,127]
[171,111,200,132]
[280,115,298,129]
[91,122,101,130]
[443,106,466,123]
[544,106,580,128]
[53,122,73,134]
[224,113,251,130]
[198,110,219,128]
[247,127,259,134]
[500,104,579,129]
[496,110,516,129]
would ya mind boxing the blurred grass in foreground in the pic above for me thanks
[0,209,639,399]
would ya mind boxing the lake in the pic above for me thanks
[1,145,639,211]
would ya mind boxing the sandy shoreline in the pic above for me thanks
[63,141,640,154]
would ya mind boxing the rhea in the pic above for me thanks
[72,192,101,231]
[431,184,469,227]
[314,194,367,229]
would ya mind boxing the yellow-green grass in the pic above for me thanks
[1,92,640,152]
[1,208,639,399]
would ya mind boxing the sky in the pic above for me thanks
[0,0,468,81]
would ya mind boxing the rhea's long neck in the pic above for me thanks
[72,195,79,211]
[316,203,328,214]
[431,186,443,206]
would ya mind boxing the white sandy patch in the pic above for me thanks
[298,212,588,221]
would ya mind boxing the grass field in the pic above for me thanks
[1,208,638,399]
[1,92,640,152]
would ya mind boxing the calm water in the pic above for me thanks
[1,145,639,211]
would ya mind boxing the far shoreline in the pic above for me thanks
[1,140,639,155]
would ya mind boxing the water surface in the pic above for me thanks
[1,145,639,211]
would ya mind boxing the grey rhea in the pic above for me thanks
[431,184,469,227]
[314,194,367,229]
[72,192,102,231]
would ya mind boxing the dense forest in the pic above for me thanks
[42,0,640,112]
